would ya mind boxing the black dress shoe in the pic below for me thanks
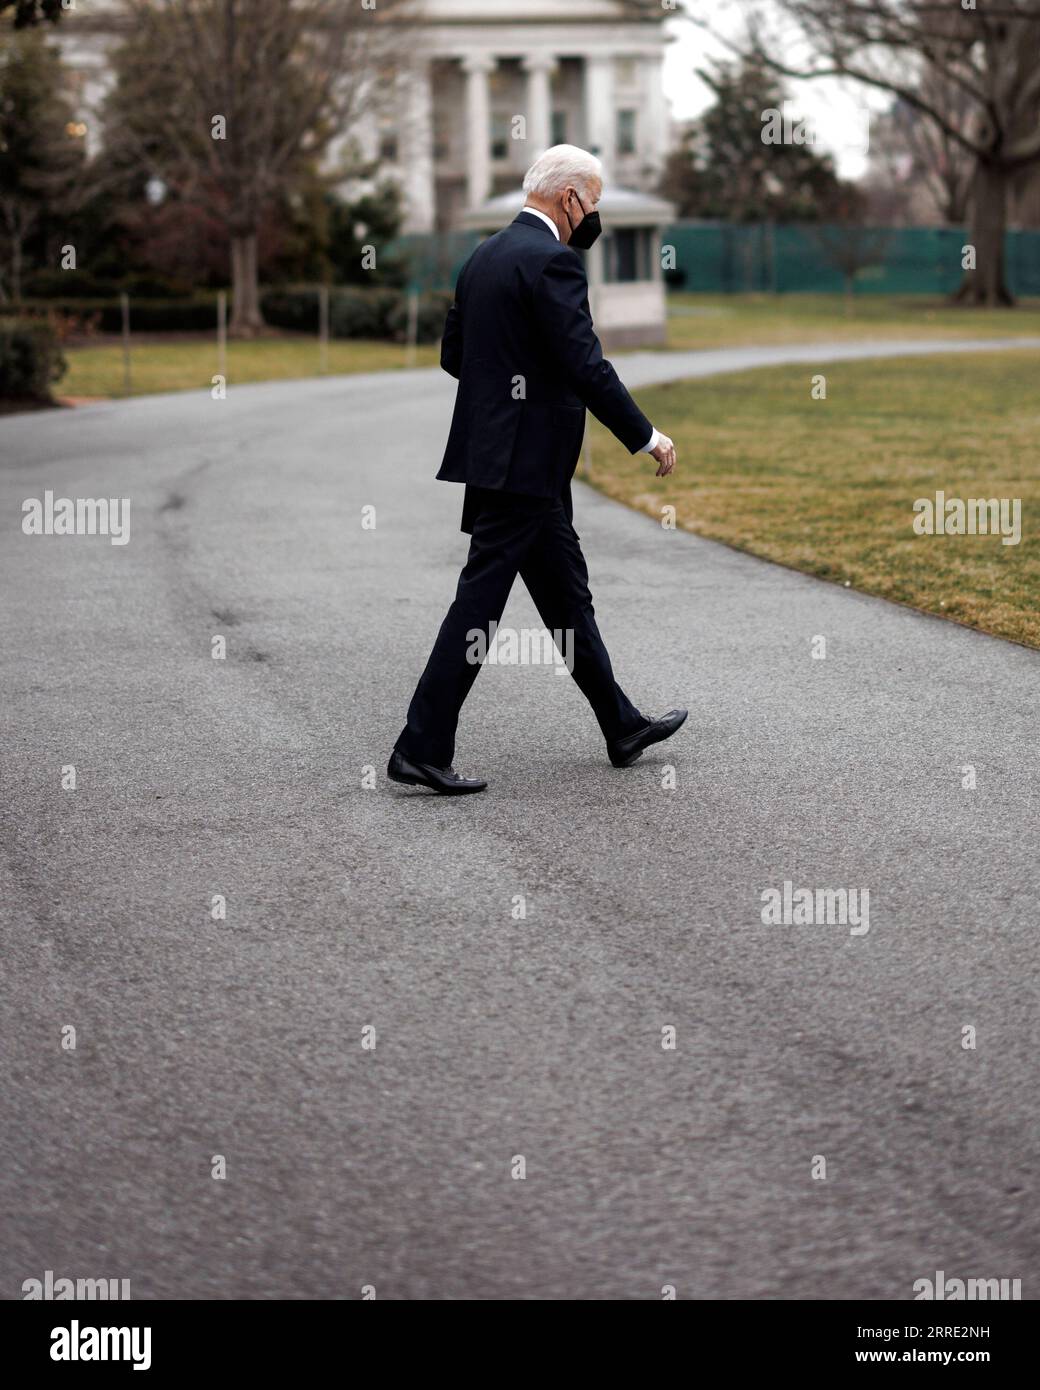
[387,749,487,795]
[607,708,688,768]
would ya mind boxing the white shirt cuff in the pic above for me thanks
[640,427,660,454]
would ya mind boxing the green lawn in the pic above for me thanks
[58,336,439,399]
[582,350,1040,648]
[57,294,1040,400]
[662,293,1040,351]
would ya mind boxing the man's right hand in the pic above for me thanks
[651,433,676,477]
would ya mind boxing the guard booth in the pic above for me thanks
[462,183,675,348]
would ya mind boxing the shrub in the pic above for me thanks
[102,298,219,332]
[328,287,400,339]
[17,297,220,332]
[260,287,321,333]
[21,269,121,300]
[22,270,197,301]
[0,318,67,400]
[386,290,454,344]
[261,286,453,342]
[120,273,196,300]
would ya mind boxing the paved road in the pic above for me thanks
[2,338,1039,1300]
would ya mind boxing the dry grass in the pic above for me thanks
[583,350,1040,648]
[59,336,439,399]
[59,294,1040,398]
[662,293,1040,350]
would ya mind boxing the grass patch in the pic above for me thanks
[59,336,439,399]
[56,295,1040,399]
[663,293,1040,351]
[583,350,1040,648]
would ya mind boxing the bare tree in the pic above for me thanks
[106,0,413,335]
[809,221,892,309]
[696,0,1040,305]
[882,76,976,225]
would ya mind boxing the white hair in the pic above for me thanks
[522,144,603,201]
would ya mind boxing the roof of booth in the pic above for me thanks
[460,182,675,231]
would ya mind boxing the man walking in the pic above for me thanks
[389,145,687,795]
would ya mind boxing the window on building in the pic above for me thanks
[433,109,452,162]
[491,112,511,161]
[604,228,652,284]
[551,109,568,145]
[617,109,637,156]
[616,57,638,90]
[379,123,399,162]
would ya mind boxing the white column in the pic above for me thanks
[463,54,495,208]
[79,48,116,159]
[584,54,616,176]
[349,71,381,167]
[399,58,436,234]
[522,53,556,157]
[642,53,669,173]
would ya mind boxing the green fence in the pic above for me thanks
[663,222,1040,297]
[390,231,480,295]
[390,222,1040,298]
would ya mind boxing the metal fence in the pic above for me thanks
[390,223,1040,297]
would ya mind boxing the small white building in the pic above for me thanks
[463,184,676,347]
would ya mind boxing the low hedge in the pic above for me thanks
[386,290,455,344]
[21,270,196,301]
[0,318,67,401]
[329,288,402,340]
[261,286,453,343]
[16,297,221,333]
[9,287,456,342]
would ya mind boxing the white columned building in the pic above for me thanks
[392,0,674,231]
[461,53,496,213]
[51,0,674,235]
[398,59,437,233]
[584,54,618,175]
[521,53,557,159]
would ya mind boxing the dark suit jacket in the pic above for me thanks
[437,211,653,533]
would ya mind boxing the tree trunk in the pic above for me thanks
[11,236,23,304]
[1,203,25,303]
[229,230,263,337]
[952,161,1014,307]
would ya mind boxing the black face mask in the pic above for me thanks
[565,190,602,250]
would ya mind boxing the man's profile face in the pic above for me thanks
[559,178,602,241]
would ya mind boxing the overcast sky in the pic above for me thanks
[660,4,890,179]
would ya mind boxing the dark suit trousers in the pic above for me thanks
[395,488,646,767]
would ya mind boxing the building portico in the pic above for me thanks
[388,2,673,231]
